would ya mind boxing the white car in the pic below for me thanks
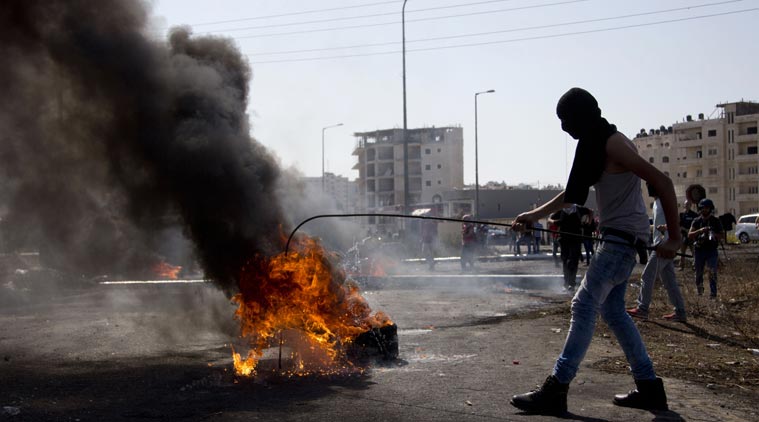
[735,213,759,244]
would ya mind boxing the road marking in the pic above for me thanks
[99,279,208,285]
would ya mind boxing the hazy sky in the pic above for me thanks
[149,0,759,186]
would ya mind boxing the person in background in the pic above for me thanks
[533,221,543,254]
[627,183,687,322]
[689,199,723,298]
[461,214,477,271]
[718,212,736,242]
[549,221,561,266]
[678,200,698,271]
[516,226,533,255]
[580,208,597,265]
[420,211,439,271]
[549,205,582,291]
[509,87,679,416]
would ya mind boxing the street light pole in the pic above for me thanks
[402,0,409,215]
[474,89,495,218]
[322,123,343,191]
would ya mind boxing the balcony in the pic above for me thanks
[735,151,759,161]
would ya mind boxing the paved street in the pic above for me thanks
[1,255,755,421]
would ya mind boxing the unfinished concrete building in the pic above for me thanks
[352,127,464,230]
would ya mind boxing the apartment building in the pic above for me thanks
[352,126,464,228]
[633,101,759,216]
[302,172,359,213]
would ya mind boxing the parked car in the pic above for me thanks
[735,213,759,244]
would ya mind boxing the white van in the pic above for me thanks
[735,213,759,243]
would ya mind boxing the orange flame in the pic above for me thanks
[153,261,182,279]
[232,236,392,377]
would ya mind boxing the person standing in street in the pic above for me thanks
[548,206,582,291]
[627,183,687,322]
[580,207,597,265]
[509,87,680,416]
[420,211,439,271]
[461,214,477,271]
[533,221,543,254]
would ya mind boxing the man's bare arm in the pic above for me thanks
[513,191,572,231]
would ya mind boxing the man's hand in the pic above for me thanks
[656,237,681,259]
[656,224,667,233]
[512,211,539,232]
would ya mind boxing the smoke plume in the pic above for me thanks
[0,0,286,292]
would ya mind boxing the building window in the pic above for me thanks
[648,157,654,163]
[437,148,441,153]
[437,180,441,185]
[425,148,431,154]
[749,146,758,155]
[437,164,442,169]
[682,171,687,178]
[696,169,703,177]
[748,126,758,135]
[708,168,717,175]
[696,151,702,158]
[707,129,717,137]
[425,164,431,170]
[708,187,718,194]
[662,156,669,163]
[425,180,431,187]
[708,148,718,156]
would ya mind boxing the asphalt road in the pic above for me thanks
[1,256,756,421]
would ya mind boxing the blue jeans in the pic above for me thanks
[553,235,656,384]
[694,248,718,297]
[637,252,686,317]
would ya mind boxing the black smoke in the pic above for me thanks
[0,0,286,292]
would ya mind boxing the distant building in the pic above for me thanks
[440,188,597,219]
[352,126,464,230]
[302,172,359,213]
[633,101,759,216]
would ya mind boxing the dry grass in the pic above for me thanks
[592,243,759,395]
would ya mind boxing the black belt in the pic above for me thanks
[600,227,649,265]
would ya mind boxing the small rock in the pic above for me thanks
[512,360,520,365]
[707,343,720,348]
[707,384,717,389]
[465,400,472,406]
[748,349,759,356]
[551,328,562,333]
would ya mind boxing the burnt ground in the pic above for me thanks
[1,250,758,421]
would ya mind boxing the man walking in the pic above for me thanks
[509,88,680,415]
[627,183,687,322]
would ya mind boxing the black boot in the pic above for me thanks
[510,375,569,415]
[613,377,668,411]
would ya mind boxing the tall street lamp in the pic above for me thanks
[322,123,343,191]
[402,0,409,215]
[474,89,495,218]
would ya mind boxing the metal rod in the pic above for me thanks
[284,213,692,258]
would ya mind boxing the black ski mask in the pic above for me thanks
[557,87,618,205]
